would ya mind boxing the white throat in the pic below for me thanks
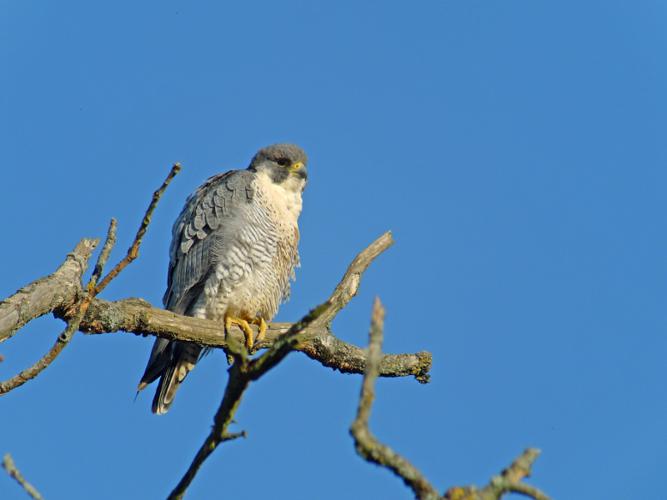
[253,170,304,222]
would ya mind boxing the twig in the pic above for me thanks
[317,231,394,326]
[90,218,117,286]
[95,163,181,294]
[168,233,395,499]
[2,453,43,500]
[351,298,441,500]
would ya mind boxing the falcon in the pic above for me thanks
[138,144,308,414]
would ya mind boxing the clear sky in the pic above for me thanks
[1,1,666,499]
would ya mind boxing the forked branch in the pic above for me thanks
[351,298,440,500]
[351,299,550,500]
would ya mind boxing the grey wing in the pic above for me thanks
[163,169,254,315]
[138,169,255,390]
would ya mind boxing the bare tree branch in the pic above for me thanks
[169,232,396,499]
[351,298,441,500]
[2,453,43,500]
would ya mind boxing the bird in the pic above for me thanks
[137,143,308,414]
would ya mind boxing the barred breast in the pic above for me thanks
[192,169,302,322]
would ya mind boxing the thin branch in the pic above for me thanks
[351,298,440,500]
[0,314,83,394]
[318,231,394,326]
[90,218,117,286]
[2,453,43,500]
[95,163,181,294]
[168,233,395,499]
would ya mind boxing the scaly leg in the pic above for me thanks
[224,315,256,350]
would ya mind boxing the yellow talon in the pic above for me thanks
[251,317,268,345]
[225,315,255,350]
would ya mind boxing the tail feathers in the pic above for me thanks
[138,338,171,392]
[151,343,201,415]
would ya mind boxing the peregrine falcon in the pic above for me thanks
[137,144,308,414]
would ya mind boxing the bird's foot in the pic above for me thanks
[224,315,255,350]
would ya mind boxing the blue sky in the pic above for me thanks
[2,1,666,498]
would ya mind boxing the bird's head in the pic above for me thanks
[248,143,308,190]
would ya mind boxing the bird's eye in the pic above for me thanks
[276,158,290,167]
